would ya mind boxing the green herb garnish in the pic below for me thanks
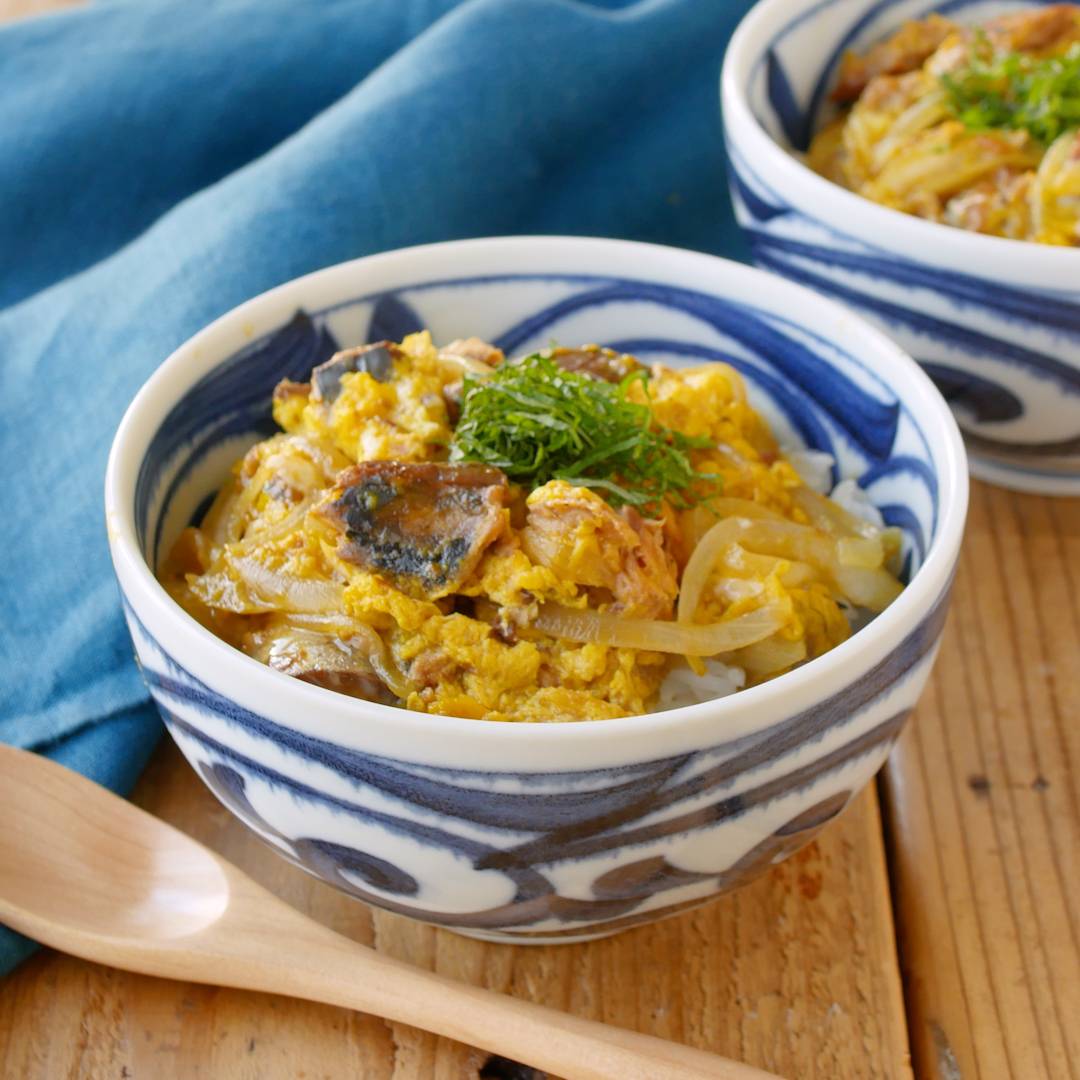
[942,38,1080,146]
[449,351,718,513]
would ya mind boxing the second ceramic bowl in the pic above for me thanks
[722,0,1080,496]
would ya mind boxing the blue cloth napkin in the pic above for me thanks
[0,0,754,974]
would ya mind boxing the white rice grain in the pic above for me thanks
[657,658,747,711]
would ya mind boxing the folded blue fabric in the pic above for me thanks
[0,0,754,974]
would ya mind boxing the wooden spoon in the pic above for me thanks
[0,744,782,1080]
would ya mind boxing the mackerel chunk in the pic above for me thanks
[548,345,641,384]
[319,462,509,598]
[311,341,398,402]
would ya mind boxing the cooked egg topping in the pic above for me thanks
[161,332,903,721]
[809,5,1080,245]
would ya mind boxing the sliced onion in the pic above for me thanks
[281,612,372,635]
[722,547,819,588]
[436,350,496,377]
[331,620,411,700]
[792,485,880,540]
[681,501,785,553]
[234,497,316,554]
[203,435,343,554]
[678,518,800,624]
[679,516,902,622]
[882,527,904,574]
[734,634,808,679]
[231,556,344,614]
[201,481,245,549]
[533,603,784,657]
[288,434,350,476]
[248,622,409,701]
[837,536,884,569]
[188,568,274,615]
[709,498,785,522]
[833,565,904,612]
[257,615,410,699]
[791,486,846,537]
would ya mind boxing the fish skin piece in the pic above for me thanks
[319,461,509,598]
[312,341,398,402]
[547,344,642,384]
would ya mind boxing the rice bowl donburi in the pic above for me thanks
[160,332,905,722]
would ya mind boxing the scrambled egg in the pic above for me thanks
[808,6,1080,245]
[162,332,890,721]
[274,332,457,462]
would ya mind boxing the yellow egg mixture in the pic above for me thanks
[808,6,1080,244]
[162,333,902,722]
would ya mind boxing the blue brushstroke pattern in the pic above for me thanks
[137,311,338,556]
[920,361,1023,424]
[727,164,790,224]
[749,239,1080,395]
[746,231,1080,338]
[766,49,810,151]
[495,282,900,460]
[368,292,424,343]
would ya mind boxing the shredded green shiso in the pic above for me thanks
[449,351,718,513]
[942,38,1080,146]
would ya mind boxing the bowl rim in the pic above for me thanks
[720,0,1080,283]
[105,235,968,761]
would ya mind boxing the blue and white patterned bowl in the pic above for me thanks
[722,0,1080,496]
[105,237,967,944]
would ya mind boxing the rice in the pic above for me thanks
[657,658,747,711]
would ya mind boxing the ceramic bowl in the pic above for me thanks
[722,0,1080,496]
[105,237,967,944]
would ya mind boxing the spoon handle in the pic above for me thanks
[0,742,780,1080]
[205,894,781,1080]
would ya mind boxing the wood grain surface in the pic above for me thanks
[884,485,1079,1080]
[1,2,1077,1077]
[0,742,912,1080]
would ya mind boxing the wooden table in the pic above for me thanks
[1,5,1078,1077]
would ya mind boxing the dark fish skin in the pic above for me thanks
[548,345,641,384]
[311,341,398,402]
[319,462,509,598]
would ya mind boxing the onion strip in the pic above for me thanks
[832,565,904,611]
[679,516,902,622]
[533,603,784,657]
[233,496,316,555]
[792,486,878,540]
[733,634,808,678]
[837,535,885,569]
[437,350,496,377]
[252,619,410,700]
[231,556,344,614]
